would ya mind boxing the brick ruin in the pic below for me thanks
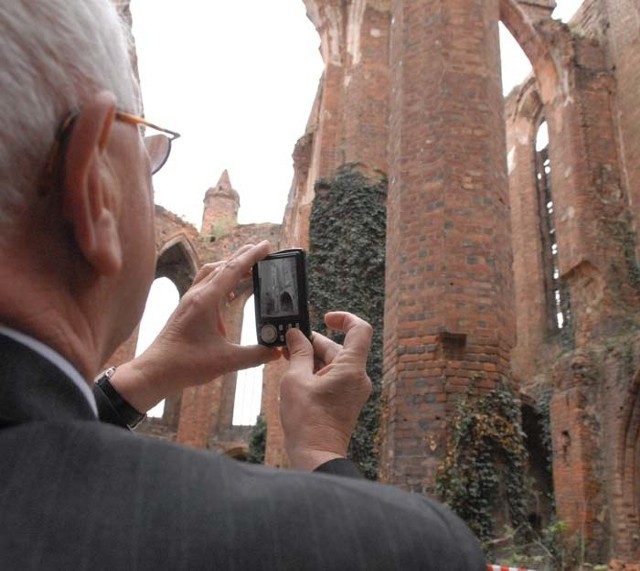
[110,0,640,564]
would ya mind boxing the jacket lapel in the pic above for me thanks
[0,334,96,425]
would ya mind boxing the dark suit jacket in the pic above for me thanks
[0,334,486,570]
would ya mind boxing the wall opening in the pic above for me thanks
[499,22,532,95]
[135,277,180,418]
[522,403,555,531]
[535,120,570,332]
[552,0,584,23]
[232,296,263,426]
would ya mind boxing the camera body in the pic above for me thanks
[252,248,311,347]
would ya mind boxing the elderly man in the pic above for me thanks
[0,1,485,569]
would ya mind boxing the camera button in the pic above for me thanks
[260,324,278,344]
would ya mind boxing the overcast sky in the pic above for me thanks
[131,1,324,229]
[131,0,584,230]
[132,0,584,422]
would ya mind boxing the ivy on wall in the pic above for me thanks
[247,414,267,464]
[536,386,554,481]
[435,382,530,545]
[308,164,387,480]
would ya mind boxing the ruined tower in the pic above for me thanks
[201,170,240,240]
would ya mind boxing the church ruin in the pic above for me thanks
[110,0,640,565]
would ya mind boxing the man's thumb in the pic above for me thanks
[285,327,313,373]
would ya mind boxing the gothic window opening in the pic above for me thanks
[136,277,180,418]
[521,403,554,531]
[535,121,570,332]
[232,296,263,426]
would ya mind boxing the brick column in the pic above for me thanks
[262,358,288,468]
[602,0,640,255]
[175,379,223,449]
[381,0,514,490]
[305,0,347,181]
[302,0,391,179]
[340,2,390,173]
[175,290,248,448]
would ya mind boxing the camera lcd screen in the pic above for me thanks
[257,257,299,318]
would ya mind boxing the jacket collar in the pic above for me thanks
[0,333,97,426]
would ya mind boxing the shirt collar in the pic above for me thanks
[0,325,98,417]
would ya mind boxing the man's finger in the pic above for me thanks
[284,327,315,377]
[324,312,373,363]
[311,332,342,366]
[227,344,281,372]
[214,241,270,294]
[194,242,259,288]
[227,243,255,261]
[191,261,226,286]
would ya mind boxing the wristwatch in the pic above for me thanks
[94,366,146,429]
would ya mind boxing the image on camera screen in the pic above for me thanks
[257,257,299,318]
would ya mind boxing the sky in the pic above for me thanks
[130,1,584,231]
[132,0,585,423]
[131,1,324,229]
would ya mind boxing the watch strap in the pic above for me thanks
[94,367,146,430]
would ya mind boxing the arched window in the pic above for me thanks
[135,277,180,418]
[535,120,570,331]
[232,296,263,426]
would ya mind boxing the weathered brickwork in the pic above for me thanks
[280,0,640,564]
[379,0,515,490]
[501,0,640,562]
[111,0,640,564]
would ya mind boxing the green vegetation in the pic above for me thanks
[308,164,387,480]
[435,382,530,544]
[247,414,267,464]
[495,520,586,571]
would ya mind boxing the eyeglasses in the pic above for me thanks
[115,111,181,174]
[44,109,180,188]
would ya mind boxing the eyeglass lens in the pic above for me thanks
[144,135,171,175]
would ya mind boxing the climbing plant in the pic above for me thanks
[308,164,387,480]
[247,414,267,464]
[536,386,554,480]
[435,382,531,545]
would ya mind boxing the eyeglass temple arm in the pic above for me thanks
[115,111,181,141]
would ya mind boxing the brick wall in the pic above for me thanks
[603,0,640,260]
[504,0,640,562]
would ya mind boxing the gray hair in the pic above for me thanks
[0,0,140,230]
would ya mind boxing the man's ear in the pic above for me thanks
[62,91,122,276]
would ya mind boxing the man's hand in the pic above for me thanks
[110,241,280,413]
[280,312,373,471]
